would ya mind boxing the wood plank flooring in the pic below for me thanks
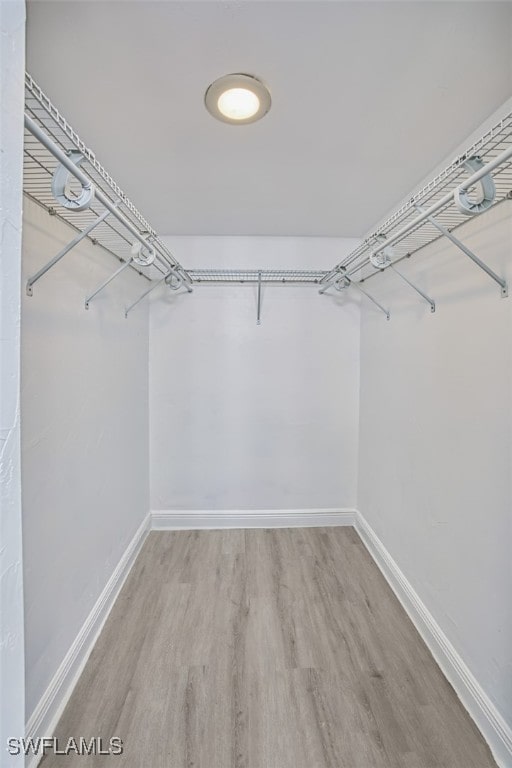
[42,528,497,767]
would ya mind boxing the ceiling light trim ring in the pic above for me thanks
[205,73,271,125]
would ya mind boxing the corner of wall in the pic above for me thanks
[0,0,26,759]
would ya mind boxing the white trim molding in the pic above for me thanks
[354,510,512,768]
[151,508,356,530]
[24,513,151,768]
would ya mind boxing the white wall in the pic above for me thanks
[21,197,150,723]
[150,236,360,511]
[0,1,26,761]
[358,200,512,737]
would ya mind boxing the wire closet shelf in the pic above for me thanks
[190,270,328,283]
[23,74,192,305]
[320,111,512,304]
[23,71,512,320]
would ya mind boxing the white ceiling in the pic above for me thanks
[27,1,512,237]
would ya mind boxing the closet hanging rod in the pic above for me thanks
[23,71,512,318]
[351,188,509,290]
[24,73,192,290]
[24,114,183,281]
[368,144,512,262]
[345,189,509,293]
[321,108,512,287]
[338,142,512,279]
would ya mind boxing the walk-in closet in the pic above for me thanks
[1,2,511,767]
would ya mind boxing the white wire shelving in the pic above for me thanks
[22,71,512,322]
[23,74,192,308]
[320,110,512,314]
[187,271,328,325]
[190,270,328,283]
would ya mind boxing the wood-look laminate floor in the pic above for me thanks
[42,528,497,768]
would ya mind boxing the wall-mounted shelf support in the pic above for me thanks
[257,270,262,325]
[125,272,192,318]
[319,275,390,319]
[367,239,435,312]
[125,276,168,318]
[416,205,508,298]
[26,208,111,296]
[85,258,133,310]
[23,78,194,314]
[350,279,390,320]
[336,130,512,285]
[24,115,159,257]
[22,74,512,322]
[367,145,512,267]
[389,264,436,312]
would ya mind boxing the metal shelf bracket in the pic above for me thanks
[23,74,512,321]
[416,205,508,298]
[84,235,160,309]
[85,258,133,310]
[26,208,111,296]
[369,237,435,312]
[125,271,193,318]
[23,91,192,309]
[125,276,168,318]
[257,271,262,325]
[320,274,390,320]
[389,264,436,312]
[349,278,390,320]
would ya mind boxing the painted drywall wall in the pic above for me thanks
[0,1,26,761]
[21,197,150,724]
[358,201,512,736]
[150,236,360,511]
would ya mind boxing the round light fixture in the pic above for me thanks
[205,74,271,125]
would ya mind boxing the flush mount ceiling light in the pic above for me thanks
[204,74,271,125]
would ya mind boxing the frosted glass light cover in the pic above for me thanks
[205,74,271,124]
[217,88,260,120]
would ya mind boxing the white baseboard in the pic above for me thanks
[354,510,512,768]
[24,513,151,768]
[151,508,356,530]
